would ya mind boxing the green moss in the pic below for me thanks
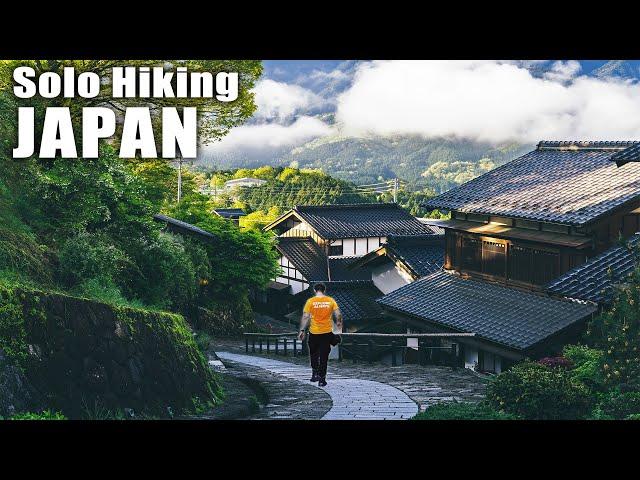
[0,281,222,418]
[0,285,29,368]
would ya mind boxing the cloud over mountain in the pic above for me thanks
[335,60,640,142]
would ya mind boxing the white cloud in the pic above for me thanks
[253,79,325,122]
[204,115,333,152]
[335,60,640,143]
[544,60,582,82]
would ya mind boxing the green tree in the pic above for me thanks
[587,266,640,388]
[0,59,262,151]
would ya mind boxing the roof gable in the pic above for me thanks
[424,141,640,226]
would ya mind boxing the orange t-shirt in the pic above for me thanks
[303,295,338,334]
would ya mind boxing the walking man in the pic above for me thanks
[298,283,343,387]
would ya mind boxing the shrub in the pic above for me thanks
[486,361,594,420]
[132,232,199,313]
[57,231,131,290]
[587,268,640,387]
[8,410,66,420]
[538,356,573,370]
[562,345,606,391]
[412,401,518,420]
[194,294,257,337]
[596,391,640,420]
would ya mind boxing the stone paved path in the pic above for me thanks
[217,352,419,420]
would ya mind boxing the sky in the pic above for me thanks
[204,60,640,154]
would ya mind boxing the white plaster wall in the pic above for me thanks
[355,237,368,256]
[343,238,355,256]
[371,262,413,294]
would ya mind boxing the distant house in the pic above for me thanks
[223,177,267,190]
[213,208,246,224]
[255,203,437,330]
[377,141,640,373]
[153,214,216,240]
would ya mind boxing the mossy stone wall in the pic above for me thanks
[0,284,220,418]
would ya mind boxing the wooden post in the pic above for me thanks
[266,338,270,354]
[418,339,426,366]
[293,338,297,356]
[259,337,263,354]
[275,338,279,355]
[450,343,457,366]
[252,338,255,353]
[391,340,397,367]
[283,338,288,356]
[245,336,249,353]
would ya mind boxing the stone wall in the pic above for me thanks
[0,284,220,418]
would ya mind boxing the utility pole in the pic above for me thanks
[393,177,399,203]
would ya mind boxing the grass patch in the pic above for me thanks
[412,401,519,420]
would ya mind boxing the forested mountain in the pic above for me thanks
[198,166,448,230]
[198,135,532,193]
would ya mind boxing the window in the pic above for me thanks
[482,241,506,277]
[329,244,343,256]
[508,245,559,285]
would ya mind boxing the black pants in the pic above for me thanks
[308,332,333,379]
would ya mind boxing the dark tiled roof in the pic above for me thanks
[385,235,445,277]
[611,144,640,166]
[377,271,597,351]
[418,218,445,235]
[423,141,640,226]
[276,238,328,281]
[328,257,372,281]
[546,234,640,304]
[302,282,383,327]
[153,214,215,239]
[213,208,246,218]
[294,203,433,239]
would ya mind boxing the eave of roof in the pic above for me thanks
[153,214,216,239]
[439,219,593,248]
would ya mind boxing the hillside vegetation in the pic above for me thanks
[197,165,449,229]
[198,135,532,193]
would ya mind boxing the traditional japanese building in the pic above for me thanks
[348,235,445,294]
[258,203,437,328]
[376,141,640,372]
[212,208,246,224]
